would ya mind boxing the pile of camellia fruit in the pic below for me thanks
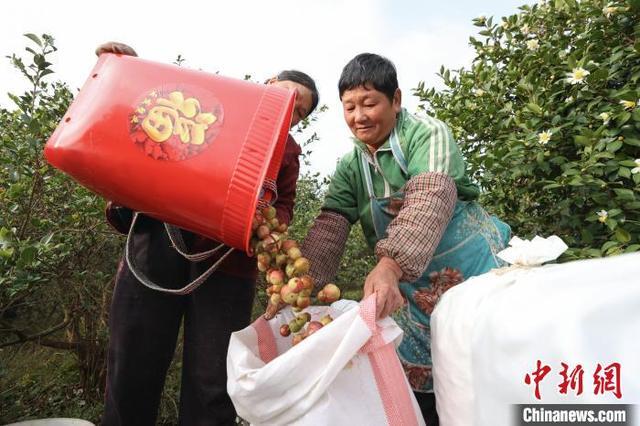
[252,206,341,345]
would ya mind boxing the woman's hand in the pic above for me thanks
[363,256,404,319]
[95,42,137,57]
[263,299,286,320]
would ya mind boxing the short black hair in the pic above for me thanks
[276,70,319,118]
[338,53,398,102]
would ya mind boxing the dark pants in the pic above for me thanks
[103,217,256,426]
[414,391,439,426]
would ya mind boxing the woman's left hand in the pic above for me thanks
[363,257,405,319]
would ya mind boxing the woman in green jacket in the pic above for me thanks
[294,53,510,424]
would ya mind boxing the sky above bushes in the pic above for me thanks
[1,0,531,176]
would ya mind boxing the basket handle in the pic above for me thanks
[125,212,234,295]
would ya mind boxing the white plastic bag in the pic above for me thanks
[227,295,426,426]
[431,236,640,426]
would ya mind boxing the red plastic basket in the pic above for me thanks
[44,54,295,253]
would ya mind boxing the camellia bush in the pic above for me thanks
[0,34,122,413]
[415,0,640,259]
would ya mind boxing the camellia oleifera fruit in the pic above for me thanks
[251,205,342,343]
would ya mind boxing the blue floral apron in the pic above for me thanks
[359,130,511,392]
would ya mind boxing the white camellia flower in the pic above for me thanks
[619,100,637,110]
[566,67,590,84]
[565,96,574,103]
[599,112,611,124]
[522,24,530,35]
[538,130,552,144]
[472,88,485,97]
[596,210,608,223]
[501,21,509,29]
[632,159,640,175]
[526,39,540,51]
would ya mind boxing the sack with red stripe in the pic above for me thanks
[227,295,425,425]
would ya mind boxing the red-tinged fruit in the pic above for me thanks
[285,263,296,278]
[299,288,312,297]
[280,324,291,337]
[257,253,271,266]
[281,239,298,252]
[264,233,282,253]
[270,293,282,305]
[262,206,277,220]
[275,253,288,267]
[292,334,305,346]
[322,283,341,303]
[317,290,326,304]
[296,295,311,309]
[293,257,310,275]
[280,285,298,304]
[300,275,314,291]
[298,312,311,323]
[268,269,285,286]
[287,277,303,292]
[306,321,323,336]
[319,314,333,326]
[256,224,270,240]
[287,247,302,261]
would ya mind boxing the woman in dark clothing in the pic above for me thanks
[96,42,319,426]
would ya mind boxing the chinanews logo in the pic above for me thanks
[129,86,224,161]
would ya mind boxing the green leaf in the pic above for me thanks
[0,248,15,259]
[23,33,42,47]
[608,209,622,217]
[574,135,591,146]
[579,227,593,242]
[19,246,37,265]
[614,188,636,201]
[606,140,623,152]
[619,167,631,178]
[623,138,640,147]
[619,160,639,167]
[526,103,543,115]
[588,68,608,84]
[601,241,618,252]
[615,227,631,243]
[617,112,631,126]
[555,0,568,9]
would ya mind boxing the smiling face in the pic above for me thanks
[269,79,314,128]
[341,84,401,151]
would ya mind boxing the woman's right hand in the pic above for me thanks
[95,42,137,57]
